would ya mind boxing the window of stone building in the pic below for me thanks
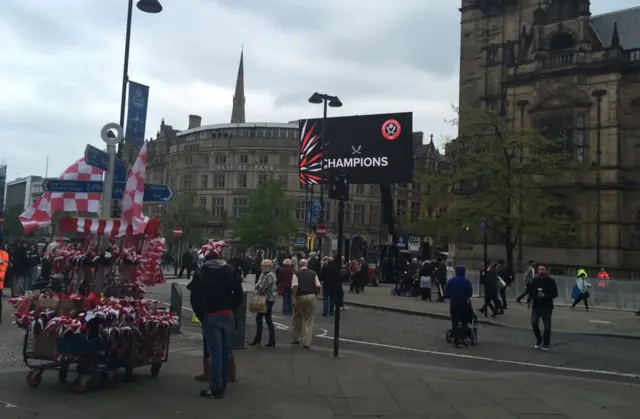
[324,201,332,222]
[354,204,365,223]
[549,32,575,52]
[238,173,247,188]
[411,202,421,222]
[396,199,407,222]
[258,173,268,186]
[212,197,225,217]
[199,196,207,207]
[214,153,227,164]
[345,203,352,223]
[574,115,586,163]
[184,155,192,165]
[538,114,575,157]
[278,173,288,186]
[201,174,208,188]
[240,154,249,164]
[280,154,289,165]
[486,45,499,66]
[214,174,225,189]
[295,200,306,220]
[170,177,176,187]
[259,154,269,164]
[355,184,364,195]
[199,131,209,140]
[370,184,380,197]
[181,175,192,189]
[201,155,209,165]
[232,198,248,217]
[370,203,380,225]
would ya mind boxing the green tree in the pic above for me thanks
[2,204,24,239]
[232,179,297,248]
[160,191,209,245]
[422,108,583,269]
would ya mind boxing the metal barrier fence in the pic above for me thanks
[465,272,640,311]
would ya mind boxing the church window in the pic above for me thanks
[537,113,587,162]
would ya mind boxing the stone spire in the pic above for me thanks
[230,48,246,123]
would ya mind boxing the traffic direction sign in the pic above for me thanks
[173,225,184,238]
[42,179,176,203]
[316,224,327,239]
[84,144,128,182]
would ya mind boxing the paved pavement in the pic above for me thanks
[1,330,639,418]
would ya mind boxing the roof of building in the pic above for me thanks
[177,122,299,137]
[591,6,640,50]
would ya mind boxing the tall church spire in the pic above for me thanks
[230,48,246,123]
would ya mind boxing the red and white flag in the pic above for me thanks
[19,157,103,233]
[121,143,148,234]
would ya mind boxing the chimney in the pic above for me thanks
[188,114,202,129]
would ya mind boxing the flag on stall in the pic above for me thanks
[19,158,103,233]
[121,143,148,234]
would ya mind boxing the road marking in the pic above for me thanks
[313,330,639,379]
[588,320,612,324]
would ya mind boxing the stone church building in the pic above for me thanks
[455,0,640,276]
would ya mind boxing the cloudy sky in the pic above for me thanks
[0,0,635,180]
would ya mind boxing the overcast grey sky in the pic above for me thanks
[0,0,635,179]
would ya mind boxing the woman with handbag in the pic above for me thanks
[249,259,278,347]
[571,269,591,311]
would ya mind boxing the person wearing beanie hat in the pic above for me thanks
[444,265,473,348]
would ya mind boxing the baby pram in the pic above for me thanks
[445,301,478,346]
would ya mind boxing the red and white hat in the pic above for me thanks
[199,240,229,259]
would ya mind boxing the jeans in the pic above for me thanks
[254,300,275,344]
[322,286,333,314]
[531,307,552,346]
[282,288,293,314]
[202,313,234,391]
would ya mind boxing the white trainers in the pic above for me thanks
[534,343,541,349]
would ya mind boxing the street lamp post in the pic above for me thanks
[308,92,342,257]
[116,0,163,160]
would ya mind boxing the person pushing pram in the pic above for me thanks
[444,265,474,348]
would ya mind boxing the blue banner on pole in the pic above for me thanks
[305,197,322,226]
[125,81,149,145]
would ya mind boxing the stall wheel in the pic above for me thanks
[150,363,162,377]
[58,368,69,383]
[73,376,91,394]
[26,369,42,388]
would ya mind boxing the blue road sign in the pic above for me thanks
[84,144,128,182]
[42,179,175,203]
[42,179,104,193]
[481,220,487,234]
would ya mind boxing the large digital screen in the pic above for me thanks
[298,112,413,185]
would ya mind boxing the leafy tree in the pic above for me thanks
[421,108,582,269]
[232,179,298,249]
[160,191,209,246]
[2,204,24,239]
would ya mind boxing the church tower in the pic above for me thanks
[230,49,246,123]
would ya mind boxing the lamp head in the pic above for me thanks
[308,92,323,104]
[328,97,342,108]
[137,0,163,13]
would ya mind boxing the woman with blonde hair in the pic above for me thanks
[249,259,278,346]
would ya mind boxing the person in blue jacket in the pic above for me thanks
[444,265,474,347]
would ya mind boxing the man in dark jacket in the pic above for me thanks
[496,260,513,309]
[179,250,194,279]
[444,266,473,347]
[529,265,558,351]
[477,262,503,317]
[187,250,244,399]
[435,257,448,302]
[308,252,321,274]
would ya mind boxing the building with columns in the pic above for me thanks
[455,1,640,276]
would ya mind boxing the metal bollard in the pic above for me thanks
[170,282,183,334]
[232,292,248,350]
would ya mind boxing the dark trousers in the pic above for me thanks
[254,301,275,344]
[499,287,508,308]
[282,288,293,314]
[179,265,192,279]
[349,275,360,293]
[332,285,344,311]
[572,293,589,310]
[531,308,552,346]
[420,287,431,301]
[479,294,501,316]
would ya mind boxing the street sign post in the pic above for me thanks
[173,225,184,238]
[42,179,175,203]
[316,224,327,239]
[84,144,128,182]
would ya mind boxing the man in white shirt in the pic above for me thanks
[291,259,321,348]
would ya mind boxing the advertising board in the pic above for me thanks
[299,112,413,185]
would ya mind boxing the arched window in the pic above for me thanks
[549,32,575,51]
[630,212,640,249]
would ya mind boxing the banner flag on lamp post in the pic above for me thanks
[125,81,149,145]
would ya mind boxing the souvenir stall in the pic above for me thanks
[8,216,178,394]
